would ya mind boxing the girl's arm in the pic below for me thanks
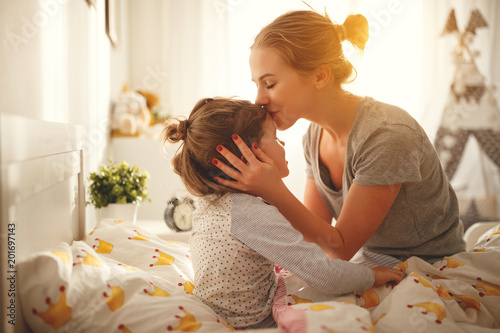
[213,135,401,260]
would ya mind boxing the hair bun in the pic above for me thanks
[162,118,189,144]
[342,14,369,51]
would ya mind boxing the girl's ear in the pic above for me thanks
[314,66,331,89]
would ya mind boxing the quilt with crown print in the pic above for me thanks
[17,219,500,333]
[273,224,500,333]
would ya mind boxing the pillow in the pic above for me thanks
[17,219,234,332]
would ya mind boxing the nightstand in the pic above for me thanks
[138,219,191,243]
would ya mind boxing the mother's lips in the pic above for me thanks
[268,111,279,118]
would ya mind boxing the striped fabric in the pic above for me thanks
[272,272,307,333]
[350,248,402,268]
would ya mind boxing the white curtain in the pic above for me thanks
[165,0,231,116]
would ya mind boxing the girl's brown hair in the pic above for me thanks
[162,97,267,197]
[252,9,369,84]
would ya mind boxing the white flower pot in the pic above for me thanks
[98,203,139,224]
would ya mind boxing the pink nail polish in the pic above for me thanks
[217,145,223,152]
[212,158,218,165]
[232,134,238,140]
[252,142,259,149]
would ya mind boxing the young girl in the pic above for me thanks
[213,9,466,265]
[163,97,402,329]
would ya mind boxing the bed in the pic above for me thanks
[1,114,499,333]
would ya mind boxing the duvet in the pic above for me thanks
[18,219,500,332]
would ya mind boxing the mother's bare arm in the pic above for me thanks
[304,178,334,224]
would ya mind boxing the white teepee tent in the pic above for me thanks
[434,9,500,229]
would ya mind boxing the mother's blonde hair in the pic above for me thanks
[252,9,369,84]
[163,97,267,197]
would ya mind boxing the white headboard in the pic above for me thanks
[0,114,86,333]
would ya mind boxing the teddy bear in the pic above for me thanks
[111,90,151,136]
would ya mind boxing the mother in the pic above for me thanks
[212,9,465,264]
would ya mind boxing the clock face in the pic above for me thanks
[165,197,195,232]
[173,202,194,231]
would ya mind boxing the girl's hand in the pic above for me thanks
[370,266,403,287]
[212,134,285,200]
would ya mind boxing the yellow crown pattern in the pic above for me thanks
[355,289,379,308]
[407,302,446,324]
[395,260,408,273]
[32,286,72,330]
[453,294,481,311]
[474,278,500,297]
[73,249,103,267]
[167,306,202,332]
[439,257,464,271]
[144,282,170,297]
[436,285,454,300]
[51,250,71,264]
[178,280,194,295]
[287,293,312,306]
[410,273,435,290]
[93,238,114,254]
[150,249,174,267]
[128,230,150,241]
[104,284,125,312]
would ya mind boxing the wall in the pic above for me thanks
[126,0,170,103]
[122,1,232,220]
[0,0,128,228]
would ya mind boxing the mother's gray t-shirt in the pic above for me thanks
[303,97,465,262]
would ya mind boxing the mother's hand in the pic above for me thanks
[212,134,285,200]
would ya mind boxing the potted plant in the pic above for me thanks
[87,160,151,224]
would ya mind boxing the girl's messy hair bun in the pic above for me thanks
[163,118,189,143]
[163,98,214,144]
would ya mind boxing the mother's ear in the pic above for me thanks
[314,65,332,89]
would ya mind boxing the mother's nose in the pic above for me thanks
[254,88,270,106]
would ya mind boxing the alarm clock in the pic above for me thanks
[164,197,196,232]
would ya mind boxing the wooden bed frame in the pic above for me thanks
[0,114,85,333]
